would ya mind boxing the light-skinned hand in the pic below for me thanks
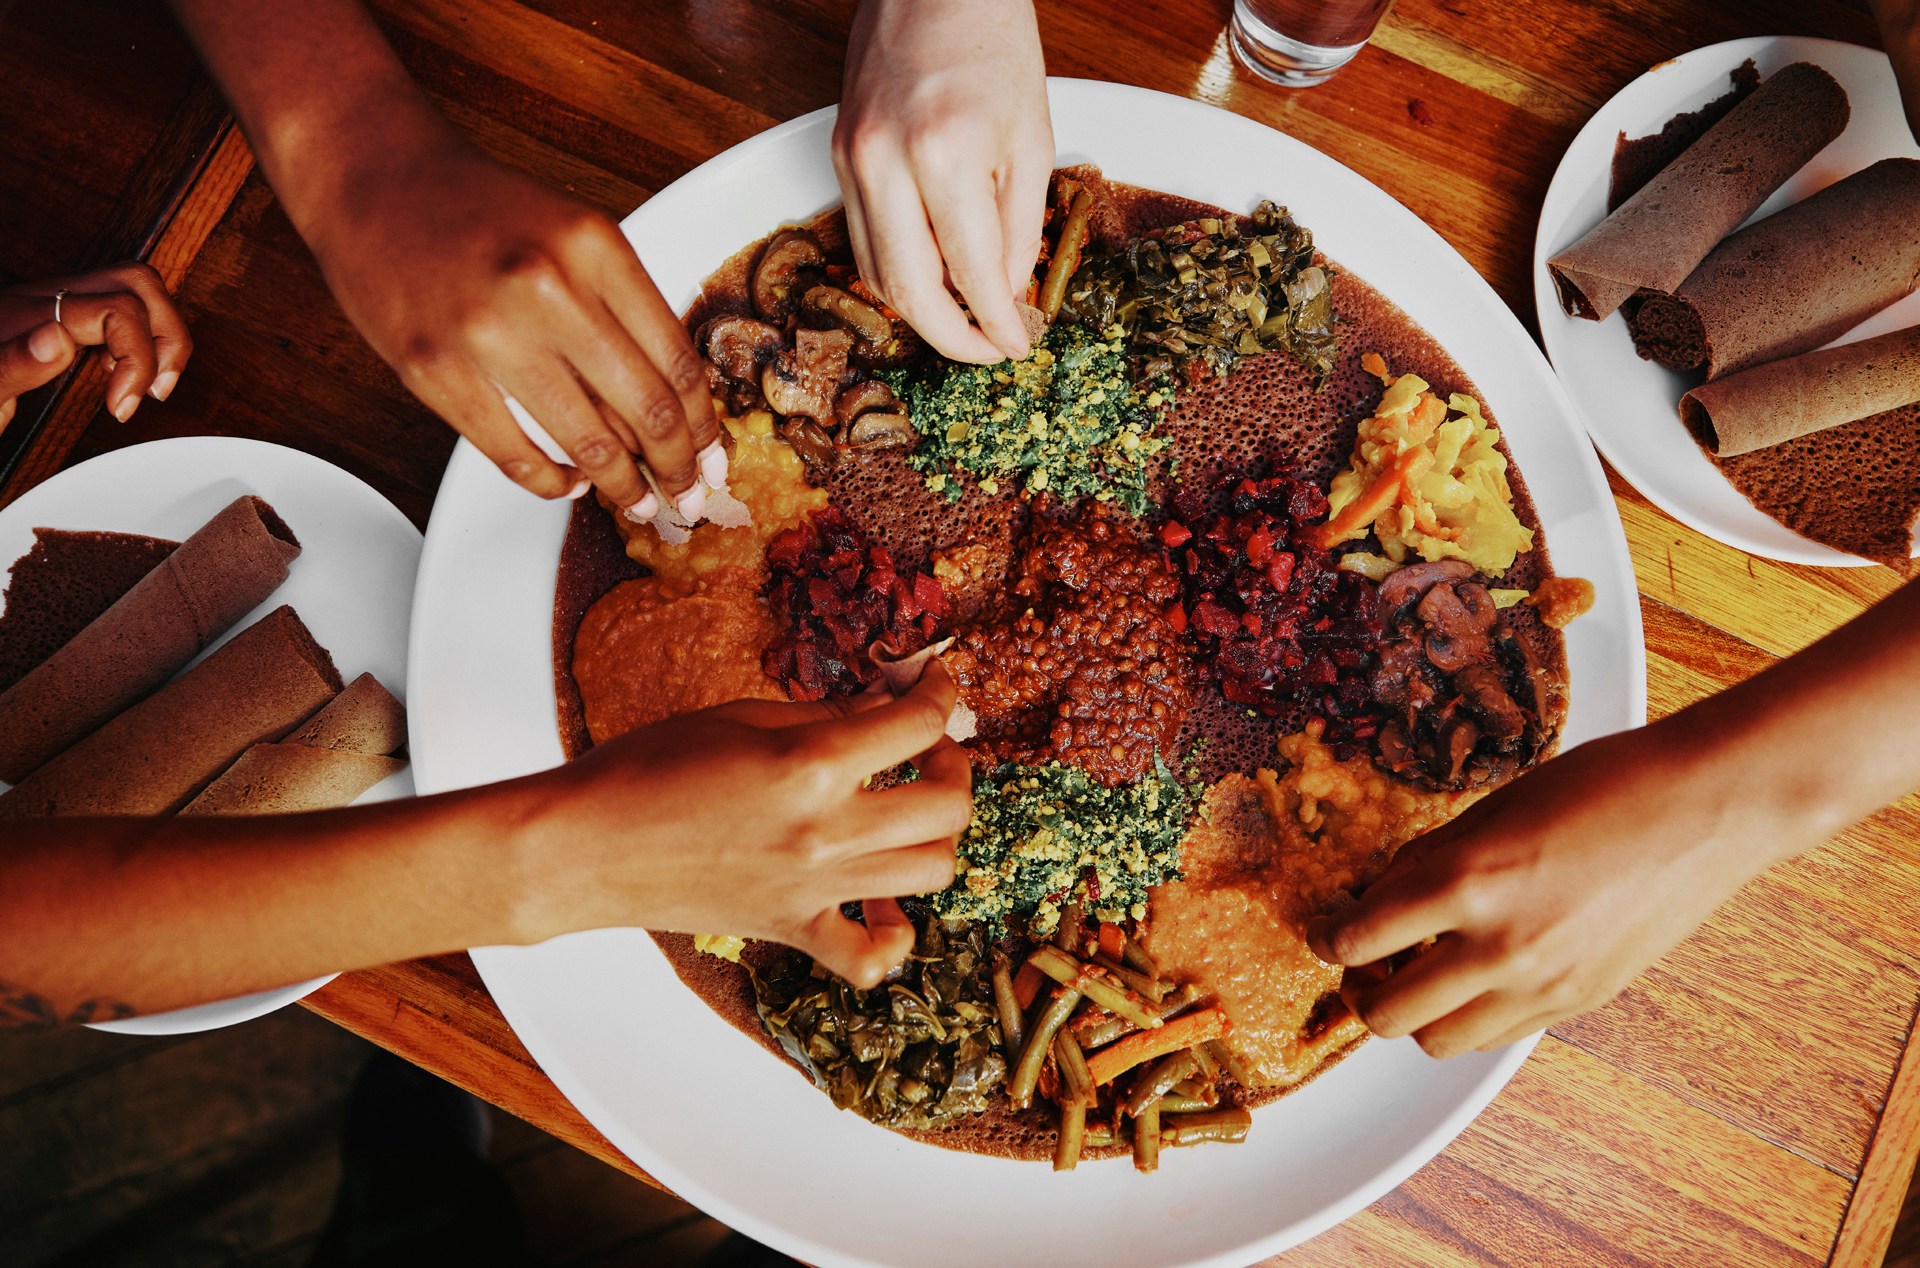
[834,0,1054,364]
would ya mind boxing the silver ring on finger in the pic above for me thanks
[52,290,68,325]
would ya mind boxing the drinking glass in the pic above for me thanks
[1229,0,1396,88]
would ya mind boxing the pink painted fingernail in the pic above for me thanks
[150,370,179,401]
[626,489,660,521]
[566,478,591,500]
[676,483,707,521]
[28,324,65,362]
[697,440,728,488]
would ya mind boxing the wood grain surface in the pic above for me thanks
[2,1,1914,1264]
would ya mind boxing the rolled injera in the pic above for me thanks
[1627,159,1920,379]
[0,496,300,782]
[1548,62,1849,321]
[0,605,342,818]
[180,745,405,816]
[181,672,408,815]
[1680,325,1920,455]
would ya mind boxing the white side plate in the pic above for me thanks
[0,437,420,1034]
[1533,37,1920,566]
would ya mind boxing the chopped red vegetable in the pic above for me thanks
[762,506,946,700]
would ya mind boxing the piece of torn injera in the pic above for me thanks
[0,496,300,782]
[1715,401,1920,569]
[180,744,405,816]
[1680,325,1920,455]
[0,529,178,693]
[868,637,977,742]
[1627,158,1920,379]
[284,672,407,754]
[1547,62,1848,321]
[0,605,342,818]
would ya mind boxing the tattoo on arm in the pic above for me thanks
[0,979,137,1028]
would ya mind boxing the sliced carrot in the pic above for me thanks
[1314,447,1422,550]
[1085,1006,1230,1087]
[1013,960,1046,1010]
[1097,923,1126,960]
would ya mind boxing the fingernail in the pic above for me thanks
[566,478,591,500]
[150,370,178,401]
[697,440,729,488]
[112,396,137,423]
[625,489,660,522]
[676,483,707,521]
[27,324,64,362]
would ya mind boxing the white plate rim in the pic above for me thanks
[0,435,421,1034]
[1531,35,1920,567]
[412,77,1649,1267]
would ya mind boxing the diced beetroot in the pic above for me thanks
[1267,554,1295,591]
[1157,520,1192,548]
[1168,603,1188,633]
[761,505,951,701]
[1245,526,1273,568]
[912,572,947,620]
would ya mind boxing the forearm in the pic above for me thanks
[167,0,460,253]
[1661,575,1920,869]
[0,784,535,1024]
[1871,0,1920,139]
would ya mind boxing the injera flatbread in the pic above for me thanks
[180,744,404,816]
[0,529,178,693]
[182,671,408,815]
[284,672,407,754]
[554,170,1573,1162]
[1626,158,1920,379]
[0,605,342,818]
[1548,62,1848,321]
[0,496,300,782]
[1716,401,1920,568]
[1680,325,1920,455]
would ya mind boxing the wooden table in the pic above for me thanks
[4,2,1917,1264]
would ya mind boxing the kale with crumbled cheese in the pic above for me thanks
[927,759,1197,936]
[886,322,1169,516]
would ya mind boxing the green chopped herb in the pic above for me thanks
[928,758,1198,936]
[1062,200,1339,383]
[885,322,1168,516]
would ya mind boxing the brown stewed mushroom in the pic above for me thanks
[779,416,838,469]
[833,379,900,427]
[802,285,893,350]
[699,314,784,383]
[760,328,852,422]
[843,413,916,450]
[751,229,825,322]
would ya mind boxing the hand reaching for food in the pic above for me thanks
[169,0,722,520]
[0,262,193,430]
[1312,576,1920,1057]
[834,0,1053,364]
[519,664,974,988]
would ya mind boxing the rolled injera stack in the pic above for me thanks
[1680,325,1920,455]
[181,672,408,816]
[0,529,178,693]
[0,496,300,782]
[1627,159,1920,379]
[1548,62,1849,321]
[0,605,342,818]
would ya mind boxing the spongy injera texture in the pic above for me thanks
[1717,401,1920,569]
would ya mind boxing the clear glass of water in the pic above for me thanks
[1229,0,1396,88]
